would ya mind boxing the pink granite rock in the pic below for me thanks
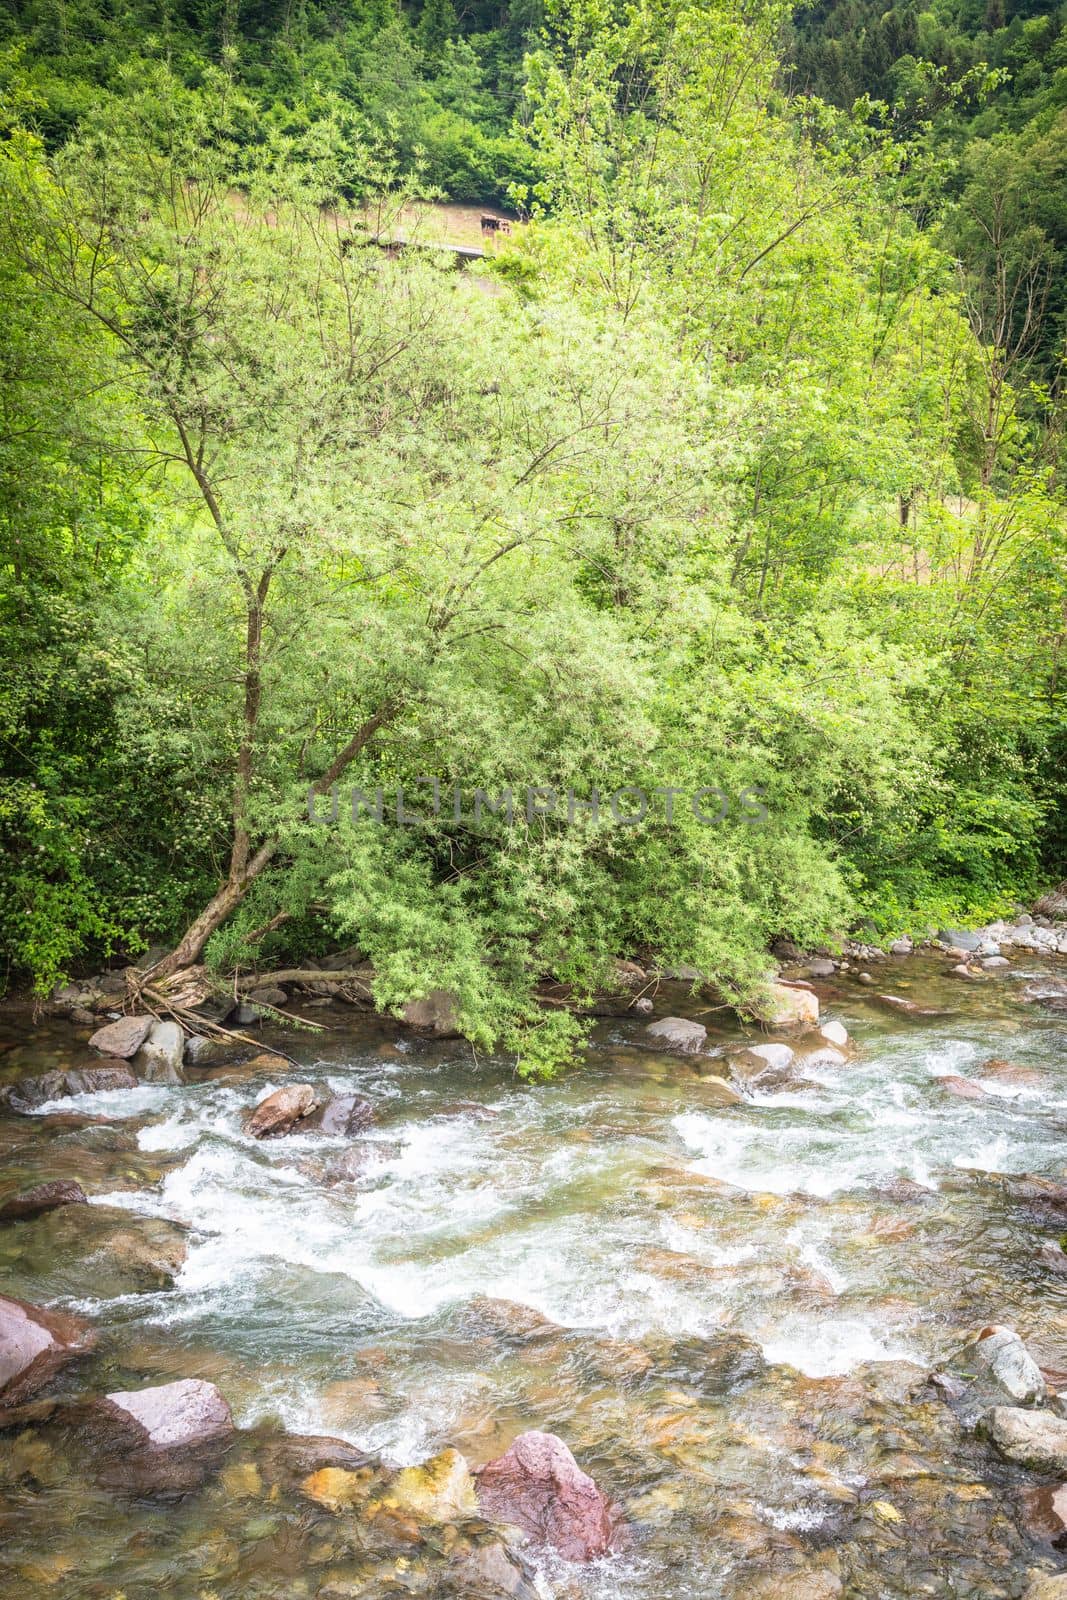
[476,1430,618,1561]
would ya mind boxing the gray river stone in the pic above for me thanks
[88,1014,154,1058]
[645,1016,707,1053]
[968,1325,1046,1403]
[987,1407,1067,1472]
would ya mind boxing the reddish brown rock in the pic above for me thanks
[1021,1482,1067,1544]
[1001,1175,1067,1207]
[476,1430,618,1561]
[938,1074,988,1101]
[0,1181,87,1222]
[246,1084,317,1137]
[0,1293,95,1406]
[87,1379,235,1492]
[982,1057,1044,1088]
[88,1015,154,1058]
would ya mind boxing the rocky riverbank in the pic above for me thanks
[4,931,1067,1597]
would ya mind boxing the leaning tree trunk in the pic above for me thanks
[149,841,279,980]
[148,702,399,981]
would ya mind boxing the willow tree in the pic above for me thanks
[0,71,716,1027]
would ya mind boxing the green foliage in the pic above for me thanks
[0,3,1063,1076]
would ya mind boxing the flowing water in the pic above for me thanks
[2,955,1067,1598]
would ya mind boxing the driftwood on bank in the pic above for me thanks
[231,968,374,992]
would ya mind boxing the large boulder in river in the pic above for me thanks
[729,1042,795,1086]
[1,1064,137,1113]
[475,1430,617,1561]
[967,1325,1046,1404]
[90,1378,234,1493]
[100,1378,233,1449]
[301,1092,374,1137]
[938,928,983,952]
[645,1016,707,1053]
[134,1019,185,1084]
[986,1407,1067,1472]
[246,1083,317,1137]
[88,1014,154,1058]
[401,989,461,1035]
[0,1292,95,1405]
[0,1181,87,1223]
[763,982,819,1029]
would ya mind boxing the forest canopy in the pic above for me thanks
[0,0,1063,1072]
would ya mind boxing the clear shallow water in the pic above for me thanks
[3,957,1067,1598]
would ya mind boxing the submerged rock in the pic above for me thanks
[302,1464,374,1510]
[88,1014,154,1058]
[246,1083,317,1137]
[259,1431,374,1493]
[1024,1578,1067,1600]
[981,1058,1044,1088]
[645,1016,707,1053]
[874,994,950,1018]
[476,1429,617,1561]
[967,1325,1046,1403]
[0,1292,95,1406]
[321,1147,373,1184]
[746,1572,842,1600]
[0,1181,87,1222]
[1021,1482,1067,1544]
[939,1074,989,1101]
[446,1536,542,1599]
[986,1407,1067,1472]
[378,1448,478,1523]
[12,1202,188,1296]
